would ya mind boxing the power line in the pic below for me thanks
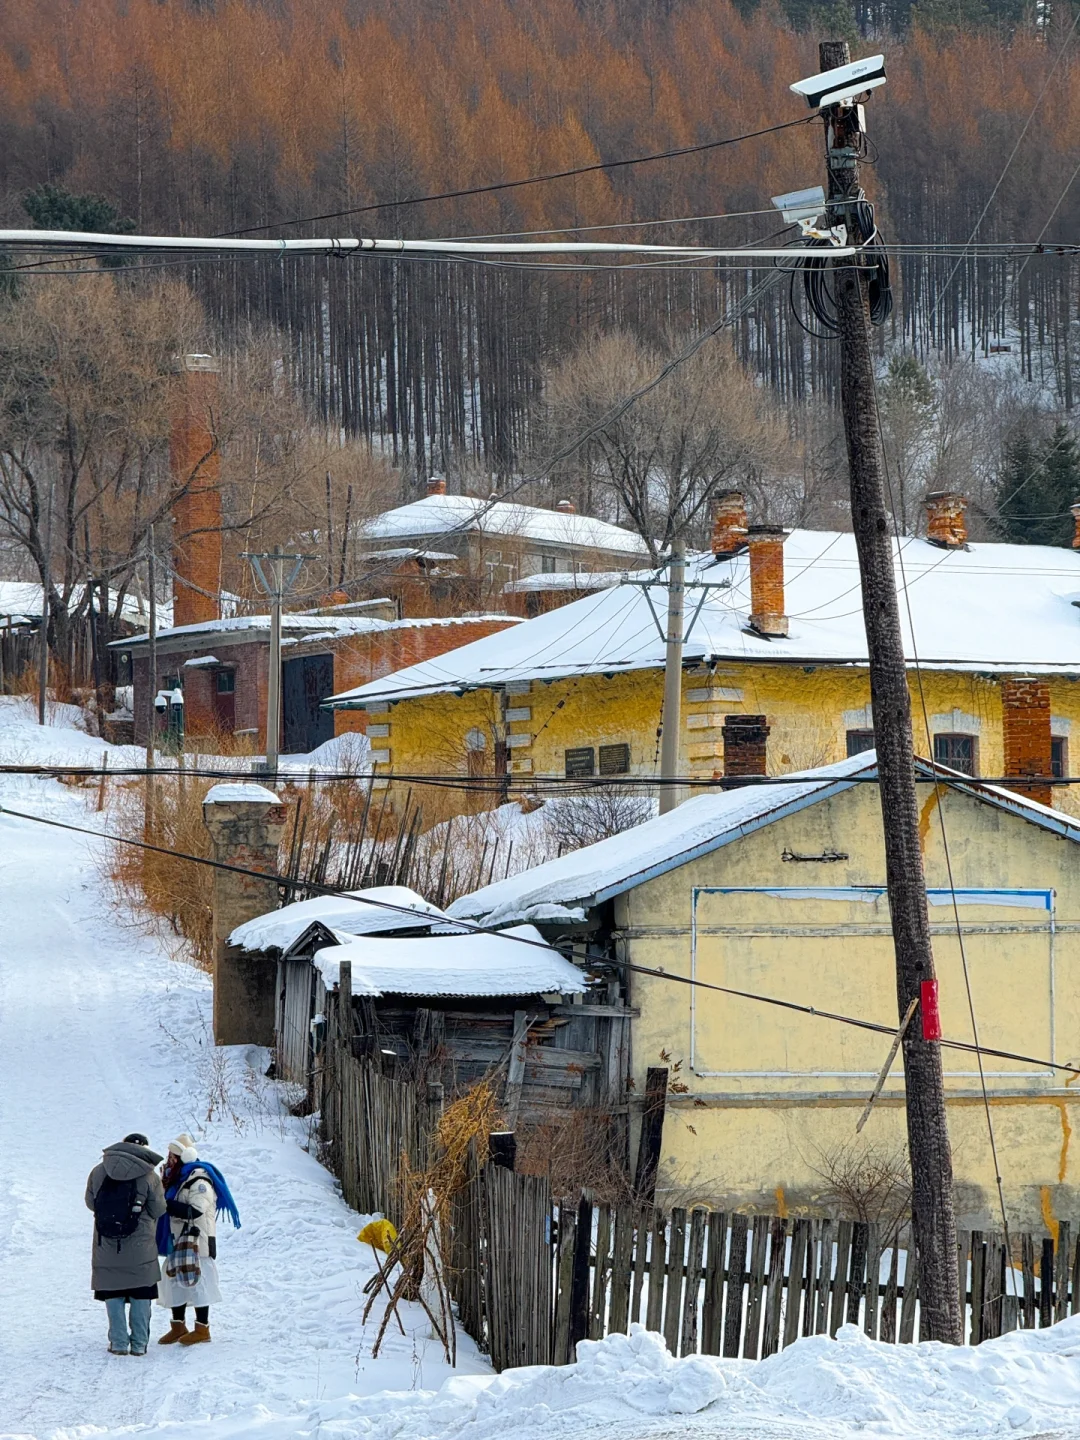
[1,791,1076,1081]
[223,118,818,236]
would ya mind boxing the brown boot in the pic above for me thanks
[157,1321,189,1345]
[178,1322,211,1346]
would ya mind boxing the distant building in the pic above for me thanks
[327,491,1080,815]
[113,607,518,754]
[356,480,650,617]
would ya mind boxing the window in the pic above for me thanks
[564,746,595,778]
[1052,736,1068,779]
[215,669,236,694]
[934,733,977,776]
[162,673,181,693]
[846,729,876,757]
[541,554,558,574]
[599,742,631,775]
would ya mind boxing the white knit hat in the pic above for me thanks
[168,1133,198,1164]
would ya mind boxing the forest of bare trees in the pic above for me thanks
[0,0,1077,530]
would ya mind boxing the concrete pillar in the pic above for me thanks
[203,782,288,1046]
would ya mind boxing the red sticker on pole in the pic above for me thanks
[920,979,942,1041]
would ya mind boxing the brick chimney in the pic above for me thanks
[427,477,447,496]
[1071,501,1080,548]
[747,525,789,638]
[924,491,968,548]
[711,490,748,558]
[556,499,576,514]
[1001,677,1053,807]
[722,714,770,789]
[171,355,222,628]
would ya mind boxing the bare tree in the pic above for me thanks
[539,331,784,557]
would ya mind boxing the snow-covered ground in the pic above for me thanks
[5,697,1080,1440]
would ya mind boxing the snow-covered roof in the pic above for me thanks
[118,612,391,647]
[504,570,627,594]
[330,530,1080,707]
[447,751,1080,928]
[229,885,450,952]
[313,922,588,997]
[0,580,175,630]
[362,493,650,556]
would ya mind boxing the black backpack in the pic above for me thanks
[94,1175,145,1250]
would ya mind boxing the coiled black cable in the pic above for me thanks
[785,197,893,337]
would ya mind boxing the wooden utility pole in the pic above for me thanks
[658,539,685,815]
[820,38,962,1343]
[145,525,158,841]
[244,546,311,778]
[37,482,53,726]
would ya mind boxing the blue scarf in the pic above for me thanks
[156,1161,241,1256]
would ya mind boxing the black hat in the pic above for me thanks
[123,1132,149,1146]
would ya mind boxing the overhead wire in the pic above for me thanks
[0,789,1077,1082]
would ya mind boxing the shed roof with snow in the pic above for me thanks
[229,884,451,954]
[447,751,1080,929]
[312,922,588,998]
[329,530,1080,708]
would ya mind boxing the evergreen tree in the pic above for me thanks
[22,184,135,236]
[996,424,1080,546]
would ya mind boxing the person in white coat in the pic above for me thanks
[156,1134,223,1345]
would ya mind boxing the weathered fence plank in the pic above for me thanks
[680,1209,707,1358]
[663,1209,687,1358]
[701,1212,727,1356]
[723,1213,749,1358]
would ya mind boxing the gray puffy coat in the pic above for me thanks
[85,1140,167,1295]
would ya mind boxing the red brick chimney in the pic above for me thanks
[747,525,789,638]
[924,491,968,548]
[1001,677,1053,807]
[427,478,447,496]
[1071,501,1080,548]
[170,355,222,628]
[722,714,770,789]
[556,499,576,514]
[711,490,748,558]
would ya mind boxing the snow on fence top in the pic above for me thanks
[229,884,449,953]
[313,922,587,998]
[361,492,650,555]
[329,529,1080,708]
[204,781,281,807]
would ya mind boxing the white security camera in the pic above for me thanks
[790,54,886,109]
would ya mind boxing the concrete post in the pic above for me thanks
[203,782,288,1046]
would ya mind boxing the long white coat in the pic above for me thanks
[157,1167,223,1309]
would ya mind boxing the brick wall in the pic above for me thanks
[1001,677,1053,806]
[332,617,518,736]
[722,714,770,788]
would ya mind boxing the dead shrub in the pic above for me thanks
[516,1109,633,1205]
[808,1138,912,1246]
[543,786,653,854]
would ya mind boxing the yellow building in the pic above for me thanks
[449,752,1080,1232]
[329,501,1080,816]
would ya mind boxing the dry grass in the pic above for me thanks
[362,1079,503,1364]
[108,772,217,969]
[516,1109,634,1205]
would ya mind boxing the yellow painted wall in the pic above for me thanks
[365,662,1080,818]
[621,780,1080,1230]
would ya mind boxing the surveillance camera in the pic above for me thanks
[790,54,886,110]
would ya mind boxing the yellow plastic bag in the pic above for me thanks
[357,1217,398,1253]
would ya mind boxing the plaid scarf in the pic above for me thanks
[164,1228,201,1287]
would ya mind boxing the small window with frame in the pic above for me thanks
[216,669,236,694]
[541,554,558,574]
[933,733,977,776]
[599,742,631,775]
[564,746,595,779]
[1052,735,1068,779]
[846,729,876,757]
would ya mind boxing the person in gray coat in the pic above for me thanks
[85,1133,167,1355]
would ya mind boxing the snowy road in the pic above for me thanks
[5,700,1080,1440]
[0,703,487,1438]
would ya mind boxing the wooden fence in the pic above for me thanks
[314,1009,1080,1373]
[460,1173,1080,1372]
